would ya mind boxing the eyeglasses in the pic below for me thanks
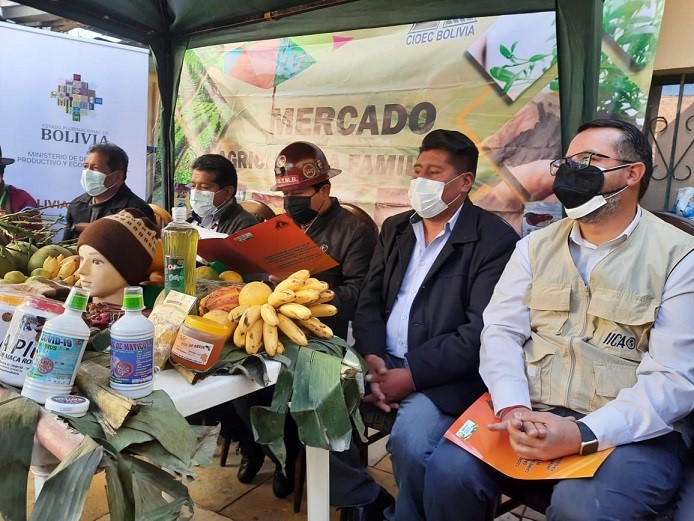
[549,152,635,176]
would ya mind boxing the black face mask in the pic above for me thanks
[552,163,607,209]
[284,195,318,225]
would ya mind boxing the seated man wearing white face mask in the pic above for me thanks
[424,119,694,521]
[330,129,519,520]
[187,154,258,234]
[63,143,155,241]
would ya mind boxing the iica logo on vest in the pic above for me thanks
[603,332,637,350]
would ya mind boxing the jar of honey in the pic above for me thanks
[170,315,229,372]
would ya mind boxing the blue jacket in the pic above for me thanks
[353,199,519,416]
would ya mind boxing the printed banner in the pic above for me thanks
[174,0,664,232]
[0,23,149,231]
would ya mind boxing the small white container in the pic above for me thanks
[45,395,90,417]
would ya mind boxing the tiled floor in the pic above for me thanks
[30,433,545,520]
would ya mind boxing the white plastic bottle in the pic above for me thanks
[109,286,154,398]
[21,287,91,405]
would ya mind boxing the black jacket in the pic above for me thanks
[63,183,155,241]
[189,198,260,235]
[304,198,378,339]
[353,199,519,416]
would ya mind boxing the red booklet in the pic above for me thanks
[444,393,614,479]
[197,215,338,277]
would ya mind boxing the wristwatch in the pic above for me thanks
[576,421,599,455]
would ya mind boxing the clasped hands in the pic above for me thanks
[363,354,414,412]
[488,408,583,461]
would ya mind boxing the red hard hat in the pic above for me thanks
[271,141,341,191]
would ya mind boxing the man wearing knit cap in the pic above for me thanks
[77,208,159,305]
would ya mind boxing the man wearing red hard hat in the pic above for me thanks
[234,141,378,497]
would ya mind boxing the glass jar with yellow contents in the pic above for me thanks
[170,315,229,372]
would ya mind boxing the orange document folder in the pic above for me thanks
[444,393,614,479]
[197,215,338,277]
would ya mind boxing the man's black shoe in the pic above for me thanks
[237,449,264,483]
[359,486,394,521]
[272,468,295,498]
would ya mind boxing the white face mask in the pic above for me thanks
[190,189,219,218]
[408,174,463,218]
[564,186,628,219]
[81,169,111,196]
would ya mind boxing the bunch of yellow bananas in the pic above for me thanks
[43,254,82,286]
[227,270,337,357]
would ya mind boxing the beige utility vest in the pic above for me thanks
[524,210,694,414]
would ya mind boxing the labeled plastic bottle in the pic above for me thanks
[109,286,155,398]
[162,206,198,297]
[21,288,91,404]
[0,295,64,388]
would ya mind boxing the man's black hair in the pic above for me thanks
[577,118,653,200]
[419,129,479,175]
[191,154,238,189]
[87,143,129,179]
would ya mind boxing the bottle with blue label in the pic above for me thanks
[109,286,154,398]
[21,287,91,405]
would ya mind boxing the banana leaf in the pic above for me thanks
[0,392,39,521]
[112,391,197,465]
[250,336,367,465]
[29,437,103,521]
[130,457,193,520]
[291,348,353,451]
[104,454,134,521]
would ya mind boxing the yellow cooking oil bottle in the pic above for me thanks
[162,207,199,298]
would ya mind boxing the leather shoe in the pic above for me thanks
[272,468,295,498]
[359,486,394,521]
[237,448,264,484]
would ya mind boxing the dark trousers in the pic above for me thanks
[424,429,688,521]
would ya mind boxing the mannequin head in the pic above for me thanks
[77,208,159,304]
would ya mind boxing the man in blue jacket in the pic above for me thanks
[338,129,519,520]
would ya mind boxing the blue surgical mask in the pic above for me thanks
[81,168,112,196]
[190,189,219,218]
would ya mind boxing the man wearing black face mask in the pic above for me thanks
[272,141,377,339]
[231,141,377,497]
[425,118,694,521]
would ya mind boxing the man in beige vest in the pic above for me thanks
[424,118,694,520]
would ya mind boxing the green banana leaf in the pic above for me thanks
[0,392,40,521]
[130,457,194,520]
[291,348,353,451]
[29,437,103,521]
[250,336,367,465]
[119,391,197,465]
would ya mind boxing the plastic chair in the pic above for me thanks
[239,199,275,222]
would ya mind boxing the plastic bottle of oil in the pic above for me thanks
[162,207,198,297]
[21,287,91,404]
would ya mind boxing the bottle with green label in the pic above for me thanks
[162,207,199,297]
[21,287,91,405]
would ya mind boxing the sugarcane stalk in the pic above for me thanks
[75,360,139,431]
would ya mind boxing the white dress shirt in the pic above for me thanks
[386,206,462,358]
[480,207,694,449]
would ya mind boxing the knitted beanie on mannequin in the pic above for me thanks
[77,208,159,285]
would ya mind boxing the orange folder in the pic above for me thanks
[197,215,338,277]
[444,393,614,479]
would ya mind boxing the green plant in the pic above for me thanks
[489,39,557,95]
[602,0,665,69]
